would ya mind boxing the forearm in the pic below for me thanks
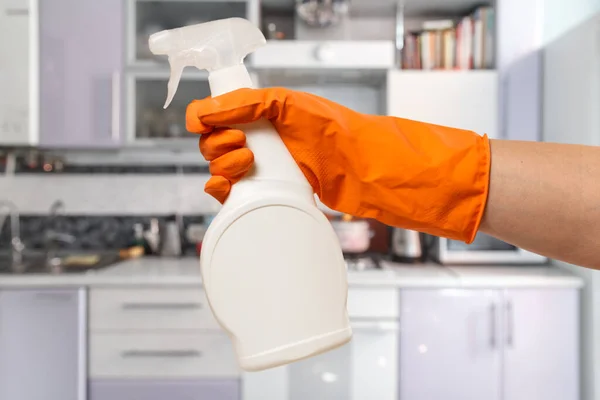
[479,139,600,269]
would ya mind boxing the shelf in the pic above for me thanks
[390,69,496,74]
[261,0,493,17]
[124,137,199,148]
[126,64,210,81]
[251,40,395,69]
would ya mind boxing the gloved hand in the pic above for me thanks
[186,87,490,243]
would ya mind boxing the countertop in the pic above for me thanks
[0,257,584,289]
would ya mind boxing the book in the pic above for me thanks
[400,6,495,71]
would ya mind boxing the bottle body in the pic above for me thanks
[201,185,352,371]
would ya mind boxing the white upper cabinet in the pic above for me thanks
[387,70,499,138]
[0,0,38,145]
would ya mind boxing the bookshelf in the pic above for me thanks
[399,5,496,71]
[388,0,543,142]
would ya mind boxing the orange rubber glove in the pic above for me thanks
[186,87,490,243]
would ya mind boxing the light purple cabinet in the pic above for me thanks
[399,289,503,400]
[399,289,579,400]
[38,0,123,148]
[90,379,241,400]
[0,289,87,400]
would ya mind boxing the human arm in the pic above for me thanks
[480,139,600,269]
[186,87,599,269]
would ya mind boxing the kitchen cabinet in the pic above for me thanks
[38,0,123,148]
[90,379,241,400]
[387,70,499,138]
[126,0,254,145]
[243,322,399,400]
[0,288,87,400]
[243,288,400,400]
[0,0,37,145]
[502,289,579,400]
[88,287,241,399]
[399,288,579,400]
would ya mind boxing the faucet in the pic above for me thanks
[0,200,25,267]
[44,200,75,268]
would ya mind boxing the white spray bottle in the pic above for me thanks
[148,17,351,372]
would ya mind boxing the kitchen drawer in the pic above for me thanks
[347,288,399,319]
[90,332,240,378]
[90,288,220,331]
[251,40,395,69]
[90,378,241,400]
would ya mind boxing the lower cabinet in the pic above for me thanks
[90,379,241,400]
[88,287,241,400]
[243,288,400,400]
[243,322,399,400]
[0,288,87,400]
[399,288,580,400]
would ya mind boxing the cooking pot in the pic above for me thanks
[330,216,373,253]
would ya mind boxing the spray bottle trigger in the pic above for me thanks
[164,58,185,109]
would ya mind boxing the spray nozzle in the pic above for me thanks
[148,17,267,109]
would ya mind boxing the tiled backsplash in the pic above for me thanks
[0,150,342,254]
[0,174,220,215]
[14,164,210,174]
[0,214,205,253]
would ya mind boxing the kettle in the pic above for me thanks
[391,228,422,262]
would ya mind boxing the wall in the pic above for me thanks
[543,0,600,44]
[542,5,600,400]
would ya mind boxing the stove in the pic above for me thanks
[344,254,383,271]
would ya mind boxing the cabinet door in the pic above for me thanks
[0,0,35,145]
[387,70,498,138]
[242,322,399,400]
[399,289,502,400]
[39,0,123,148]
[90,379,241,400]
[0,289,87,400]
[502,289,579,400]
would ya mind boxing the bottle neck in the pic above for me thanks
[208,64,254,97]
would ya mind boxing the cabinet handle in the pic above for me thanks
[111,70,121,142]
[506,301,514,346]
[35,292,73,301]
[489,303,496,348]
[121,350,202,358]
[121,302,202,310]
[395,0,405,53]
[5,8,29,16]
[351,320,399,332]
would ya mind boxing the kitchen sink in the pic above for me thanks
[0,251,122,274]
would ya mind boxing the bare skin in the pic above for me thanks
[479,139,600,269]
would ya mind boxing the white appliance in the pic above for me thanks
[433,232,547,264]
[242,288,400,400]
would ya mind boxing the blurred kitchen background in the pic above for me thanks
[0,0,598,399]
